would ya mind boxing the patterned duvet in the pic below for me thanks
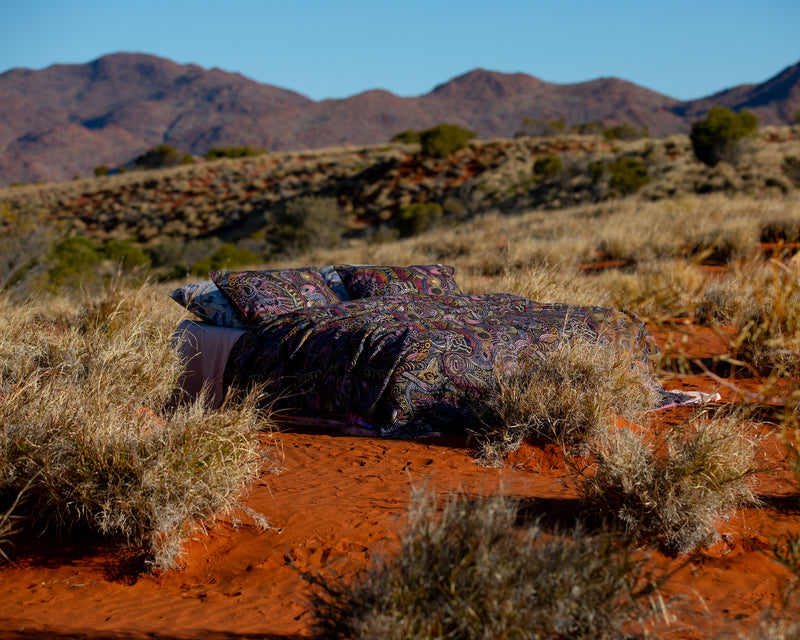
[223,292,684,438]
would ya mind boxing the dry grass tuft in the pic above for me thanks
[304,488,657,640]
[581,410,759,555]
[0,282,276,569]
[471,334,661,465]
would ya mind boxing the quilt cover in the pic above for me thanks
[223,292,687,438]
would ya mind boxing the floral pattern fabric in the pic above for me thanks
[224,293,686,438]
[211,268,341,327]
[335,264,463,298]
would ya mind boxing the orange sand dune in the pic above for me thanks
[1,326,799,639]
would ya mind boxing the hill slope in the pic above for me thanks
[1,53,799,186]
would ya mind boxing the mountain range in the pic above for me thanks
[1,52,798,187]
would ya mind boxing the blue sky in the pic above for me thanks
[2,1,799,102]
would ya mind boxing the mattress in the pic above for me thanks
[171,319,247,409]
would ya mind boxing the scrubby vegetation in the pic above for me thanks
[0,281,276,568]
[134,144,195,169]
[305,489,655,640]
[690,106,759,167]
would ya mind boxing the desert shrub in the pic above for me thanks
[189,242,258,276]
[104,239,151,270]
[471,333,661,465]
[690,106,758,167]
[782,156,800,188]
[134,144,194,169]
[515,117,567,138]
[608,157,650,196]
[204,146,264,160]
[731,260,800,375]
[582,411,758,554]
[94,165,110,177]
[603,123,650,141]
[396,202,443,237]
[391,130,420,144]
[418,124,476,158]
[572,122,605,135]
[533,154,564,180]
[588,160,606,183]
[46,236,104,288]
[304,489,653,640]
[44,237,151,291]
[271,196,344,254]
[0,283,273,568]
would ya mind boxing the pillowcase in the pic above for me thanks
[168,280,247,328]
[211,268,341,326]
[335,264,463,298]
[318,265,351,301]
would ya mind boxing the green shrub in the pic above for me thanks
[104,240,151,270]
[690,106,758,167]
[204,146,264,160]
[94,165,110,177]
[515,117,566,138]
[588,160,606,183]
[571,122,605,135]
[533,155,564,180]
[304,489,653,640]
[272,196,344,254]
[418,124,476,158]
[189,243,258,275]
[391,130,420,144]
[396,202,443,237]
[46,237,104,288]
[134,144,195,170]
[603,123,649,141]
[608,157,650,195]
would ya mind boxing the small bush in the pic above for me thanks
[272,196,344,254]
[305,489,653,640]
[582,411,758,554]
[0,283,274,568]
[533,154,564,180]
[391,130,419,144]
[782,155,800,187]
[603,123,650,141]
[396,202,443,237]
[134,144,195,170]
[515,117,567,138]
[418,124,476,158]
[471,332,661,465]
[94,165,110,177]
[204,146,264,160]
[189,242,258,276]
[690,106,758,167]
[572,122,605,135]
[608,157,650,196]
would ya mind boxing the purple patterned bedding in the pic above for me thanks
[223,292,686,438]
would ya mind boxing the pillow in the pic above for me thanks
[335,264,462,298]
[211,268,341,326]
[318,265,351,301]
[168,280,246,328]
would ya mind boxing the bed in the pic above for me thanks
[169,264,700,437]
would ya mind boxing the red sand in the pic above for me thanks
[1,325,799,639]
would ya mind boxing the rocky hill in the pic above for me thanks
[1,53,799,186]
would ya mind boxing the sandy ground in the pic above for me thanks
[1,323,798,639]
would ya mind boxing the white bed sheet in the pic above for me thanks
[172,319,247,409]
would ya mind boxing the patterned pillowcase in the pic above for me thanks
[168,280,247,328]
[335,264,463,299]
[211,268,341,326]
[318,265,351,301]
